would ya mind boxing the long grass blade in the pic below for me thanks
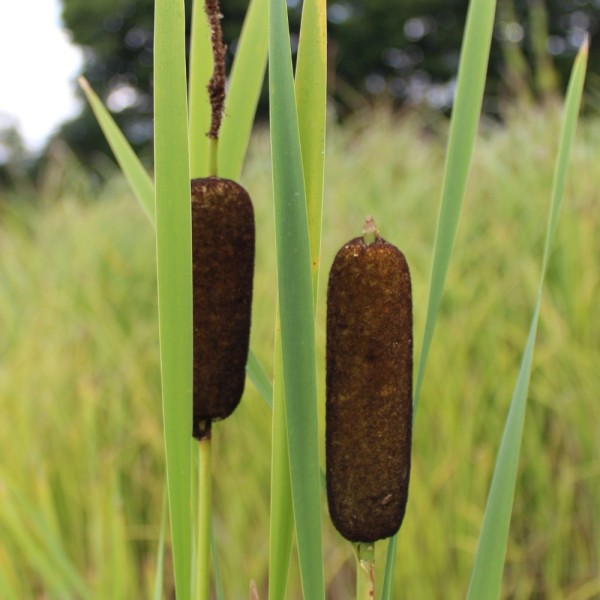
[154,0,193,597]
[466,38,588,600]
[78,77,155,223]
[269,0,325,594]
[218,0,268,180]
[246,349,273,408]
[267,1,327,593]
[268,327,294,600]
[382,0,497,596]
[414,0,498,413]
[295,0,327,298]
[189,0,212,178]
[1,486,90,599]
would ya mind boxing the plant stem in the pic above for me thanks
[362,216,379,246]
[355,542,375,600]
[197,435,213,600]
[209,137,219,177]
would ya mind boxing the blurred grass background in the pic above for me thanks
[0,104,598,598]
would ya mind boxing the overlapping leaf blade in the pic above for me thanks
[467,39,588,600]
[382,0,498,595]
[295,0,327,297]
[154,0,193,596]
[268,0,327,595]
[268,0,325,595]
[79,78,155,223]
[414,0,498,413]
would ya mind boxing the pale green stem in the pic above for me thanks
[355,542,375,600]
[209,137,219,177]
[362,216,379,245]
[197,436,212,600]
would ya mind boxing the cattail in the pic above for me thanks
[326,217,412,543]
[191,177,255,439]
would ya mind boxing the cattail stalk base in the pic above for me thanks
[197,437,212,600]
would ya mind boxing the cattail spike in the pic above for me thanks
[191,177,255,439]
[326,225,412,542]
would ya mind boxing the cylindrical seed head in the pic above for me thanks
[191,177,255,438]
[326,227,412,543]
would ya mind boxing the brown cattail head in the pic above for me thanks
[326,218,412,543]
[191,177,255,439]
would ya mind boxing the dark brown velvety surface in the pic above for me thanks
[191,177,255,438]
[326,235,412,542]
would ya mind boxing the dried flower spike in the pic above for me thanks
[191,177,255,439]
[326,217,412,543]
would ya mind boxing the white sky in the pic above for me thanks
[0,0,83,153]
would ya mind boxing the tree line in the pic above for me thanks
[15,0,600,170]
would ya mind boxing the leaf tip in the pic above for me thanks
[78,76,90,94]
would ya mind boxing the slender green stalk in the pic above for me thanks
[197,437,212,600]
[208,138,219,178]
[355,543,375,600]
[381,536,396,597]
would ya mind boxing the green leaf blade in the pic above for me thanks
[268,0,325,595]
[382,0,498,595]
[295,0,327,299]
[268,329,294,600]
[267,2,327,593]
[246,349,273,409]
[414,0,498,413]
[79,78,155,223]
[154,0,193,597]
[467,39,588,600]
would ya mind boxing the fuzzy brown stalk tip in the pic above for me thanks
[205,0,227,139]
